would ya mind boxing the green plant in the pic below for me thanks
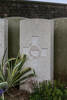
[0,53,35,88]
[0,52,35,100]
[29,81,67,100]
[0,82,8,100]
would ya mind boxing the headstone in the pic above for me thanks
[0,19,8,63]
[20,19,54,82]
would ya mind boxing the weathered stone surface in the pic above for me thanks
[20,18,54,85]
[0,19,8,63]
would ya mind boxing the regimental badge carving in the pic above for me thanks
[29,45,41,58]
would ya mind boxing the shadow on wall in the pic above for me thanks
[8,17,24,58]
[54,18,67,82]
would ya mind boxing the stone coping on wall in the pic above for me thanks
[0,1,67,18]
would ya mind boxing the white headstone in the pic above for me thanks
[20,19,54,82]
[0,19,8,63]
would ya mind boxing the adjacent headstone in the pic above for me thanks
[0,19,8,63]
[20,19,54,82]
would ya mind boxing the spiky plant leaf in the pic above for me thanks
[12,67,32,83]
[13,73,35,86]
[0,53,35,90]
[0,71,5,82]
[0,82,8,89]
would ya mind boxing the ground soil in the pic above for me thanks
[5,88,30,100]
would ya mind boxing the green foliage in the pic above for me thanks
[29,81,67,100]
[0,93,4,100]
[0,82,8,90]
[0,52,35,89]
[0,97,3,100]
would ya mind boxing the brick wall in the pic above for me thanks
[0,1,67,19]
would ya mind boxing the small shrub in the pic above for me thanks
[29,81,67,100]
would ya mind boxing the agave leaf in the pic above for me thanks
[0,64,2,70]
[11,79,28,87]
[12,54,27,77]
[15,51,21,65]
[12,67,32,83]
[2,48,7,66]
[7,67,11,82]
[0,62,4,77]
[13,73,34,86]
[6,65,13,87]
[11,60,23,77]
[18,54,27,70]
[0,71,5,82]
[0,82,8,89]
[13,78,30,87]
[4,58,16,66]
